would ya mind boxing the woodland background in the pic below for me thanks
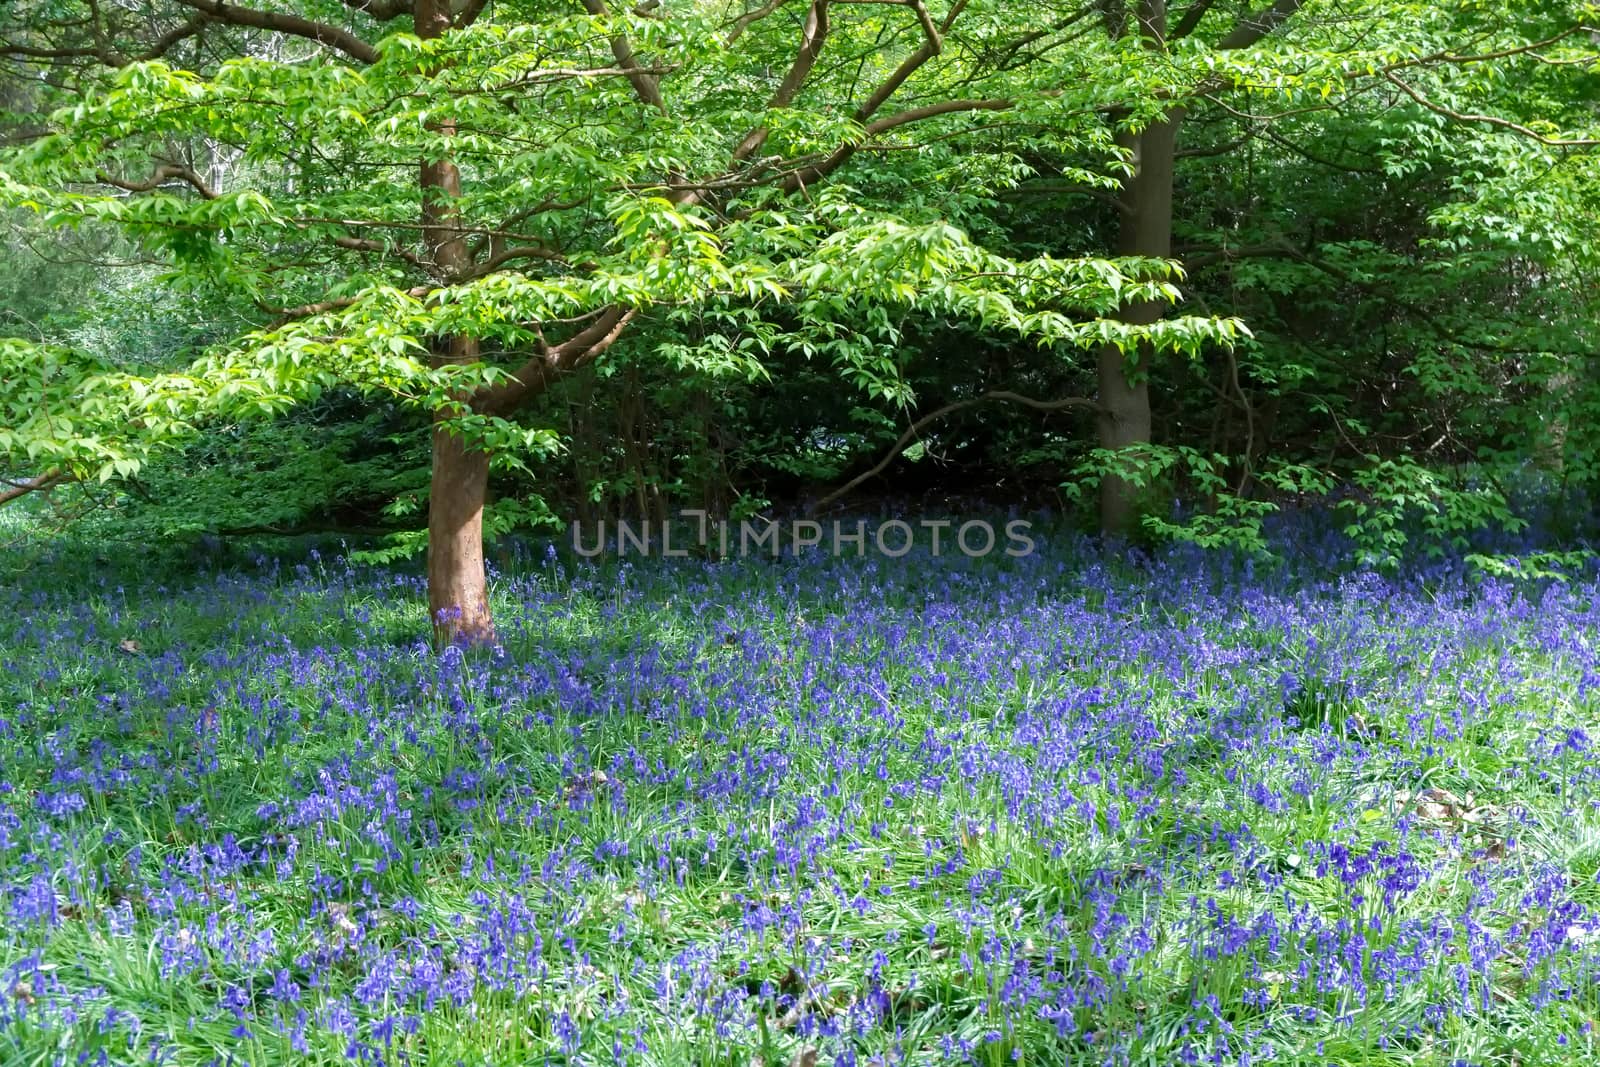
[1,1,1597,622]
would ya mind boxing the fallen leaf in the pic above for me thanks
[564,769,613,798]
[1410,787,1475,824]
[326,901,359,938]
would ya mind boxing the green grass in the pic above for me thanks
[2,532,1599,1065]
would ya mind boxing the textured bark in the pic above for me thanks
[1095,0,1305,536]
[0,471,65,506]
[418,0,495,646]
[1097,0,1176,536]
[427,376,494,647]
[1096,119,1175,535]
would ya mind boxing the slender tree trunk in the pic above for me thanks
[1097,0,1176,537]
[1092,0,1306,535]
[1092,0,1305,535]
[418,0,495,645]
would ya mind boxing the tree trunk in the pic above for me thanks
[428,385,494,646]
[1097,0,1176,537]
[1092,0,1306,536]
[417,0,494,646]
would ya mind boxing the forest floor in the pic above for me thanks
[4,522,1600,1066]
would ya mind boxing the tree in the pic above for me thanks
[1092,0,1306,535]
[1049,0,1598,537]
[0,0,1242,642]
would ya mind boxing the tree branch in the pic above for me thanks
[1216,0,1306,50]
[139,14,214,59]
[725,0,795,44]
[338,0,413,20]
[865,96,1015,135]
[785,97,1014,189]
[1169,0,1216,40]
[261,284,433,323]
[474,306,637,413]
[553,305,635,369]
[0,42,108,61]
[2,14,210,65]
[732,0,830,162]
[812,390,1102,512]
[0,471,66,507]
[1384,71,1600,148]
[1380,26,1597,75]
[850,0,942,125]
[98,163,218,199]
[169,0,380,63]
[331,234,430,271]
[465,242,571,278]
[579,0,667,112]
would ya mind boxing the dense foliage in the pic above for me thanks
[3,4,1600,1063]
[2,2,1596,631]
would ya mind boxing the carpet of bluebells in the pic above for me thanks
[5,518,1600,1067]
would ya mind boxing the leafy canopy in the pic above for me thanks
[0,0,1251,488]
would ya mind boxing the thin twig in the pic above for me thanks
[812,390,1101,513]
